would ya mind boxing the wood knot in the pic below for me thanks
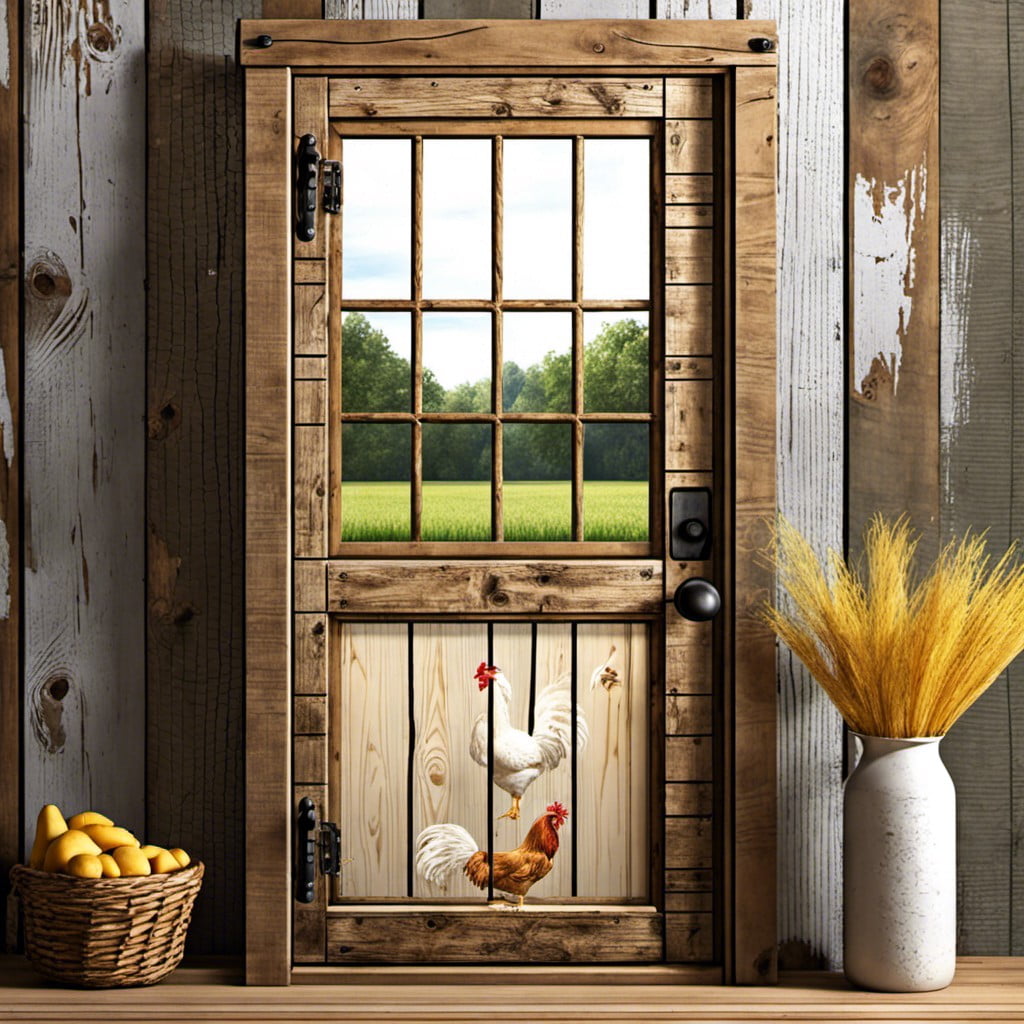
[537,574,551,585]
[592,42,605,53]
[85,22,117,59]
[863,56,898,97]
[48,677,69,701]
[640,567,654,580]
[363,104,378,117]
[489,591,510,607]
[312,621,326,636]
[148,400,181,441]
[492,102,512,117]
[27,259,72,301]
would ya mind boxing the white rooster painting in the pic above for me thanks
[470,653,616,821]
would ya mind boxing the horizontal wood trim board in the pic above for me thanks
[240,20,779,69]
[329,77,664,118]
[665,783,713,816]
[330,119,658,138]
[326,560,663,614]
[326,908,663,963]
[666,175,713,205]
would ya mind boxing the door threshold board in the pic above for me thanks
[292,964,722,985]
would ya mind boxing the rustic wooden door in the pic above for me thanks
[243,19,777,984]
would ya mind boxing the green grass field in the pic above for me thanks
[340,481,648,542]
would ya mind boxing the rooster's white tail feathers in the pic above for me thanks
[532,680,588,770]
[415,823,479,888]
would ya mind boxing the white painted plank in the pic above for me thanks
[657,0,738,17]
[540,0,649,17]
[22,0,145,842]
[746,0,845,969]
[325,0,418,16]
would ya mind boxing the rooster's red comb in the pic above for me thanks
[546,801,569,825]
[474,662,497,689]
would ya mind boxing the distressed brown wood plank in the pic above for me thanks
[295,378,328,424]
[424,0,532,17]
[664,610,712,695]
[295,694,327,734]
[665,78,712,119]
[0,0,17,949]
[25,0,146,881]
[665,286,712,356]
[295,261,327,284]
[264,0,322,16]
[295,356,328,379]
[329,77,664,119]
[664,380,713,471]
[665,120,714,174]
[666,175,713,205]
[326,909,663,963]
[328,561,663,614]
[731,63,778,985]
[848,0,940,549]
[295,733,328,785]
[240,19,779,68]
[665,867,714,891]
[665,356,712,379]
[666,783,713,816]
[295,286,329,355]
[293,783,327,964]
[295,561,327,612]
[667,205,713,228]
[665,817,712,869]
[666,228,713,283]
[666,695,712,735]
[666,737,713,781]
[295,426,327,558]
[243,67,292,985]
[665,912,714,961]
[295,614,328,695]
[149,0,264,960]
[294,77,328,259]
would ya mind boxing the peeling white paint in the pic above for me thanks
[939,211,978,497]
[0,0,9,90]
[0,349,13,469]
[852,163,929,394]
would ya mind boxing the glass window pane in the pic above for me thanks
[503,312,572,413]
[503,139,572,300]
[503,424,572,541]
[422,312,492,413]
[583,313,649,413]
[422,424,492,541]
[423,139,492,299]
[341,312,412,413]
[583,423,649,541]
[583,139,650,300]
[341,139,411,299]
[341,423,411,541]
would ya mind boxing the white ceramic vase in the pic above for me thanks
[843,733,956,992]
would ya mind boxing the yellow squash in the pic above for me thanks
[149,849,180,874]
[28,805,67,870]
[97,853,121,878]
[42,830,102,873]
[67,811,114,829]
[67,853,103,879]
[112,845,151,877]
[81,824,139,851]
[168,847,190,868]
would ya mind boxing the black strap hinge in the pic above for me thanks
[295,797,341,903]
[322,161,342,216]
[295,137,341,243]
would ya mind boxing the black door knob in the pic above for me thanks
[673,577,721,622]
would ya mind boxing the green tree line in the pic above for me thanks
[341,313,649,482]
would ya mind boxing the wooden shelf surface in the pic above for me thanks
[2,956,1024,1021]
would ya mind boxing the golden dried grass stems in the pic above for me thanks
[763,515,1024,737]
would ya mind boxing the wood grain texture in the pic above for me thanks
[746,0,845,971]
[328,561,663,615]
[149,0,263,960]
[665,78,712,119]
[294,425,328,558]
[412,623,490,900]
[329,78,664,119]
[665,912,714,961]
[730,64,778,984]
[243,67,292,985]
[665,381,713,471]
[541,0,649,16]
[937,0,1022,957]
[425,0,532,17]
[665,286,713,355]
[848,0,940,550]
[239,19,779,68]
[666,121,714,175]
[325,0,418,16]
[327,907,663,963]
[295,615,329,695]
[657,0,738,17]
[337,623,410,898]
[23,0,145,866]
[666,228,714,283]
[0,0,17,951]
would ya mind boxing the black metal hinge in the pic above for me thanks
[295,796,341,903]
[294,136,341,243]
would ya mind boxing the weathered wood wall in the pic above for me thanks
[21,0,146,899]
[19,0,1013,968]
[939,0,1024,955]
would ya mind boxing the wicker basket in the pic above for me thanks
[9,861,203,988]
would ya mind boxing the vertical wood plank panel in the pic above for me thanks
[23,0,145,856]
[657,0,737,17]
[149,0,262,957]
[747,0,846,971]
[412,623,489,899]
[491,623,575,899]
[848,0,940,552]
[338,623,410,898]
[937,0,1018,956]
[243,66,292,984]
[540,0,649,15]
[0,0,17,950]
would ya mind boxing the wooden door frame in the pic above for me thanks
[242,18,776,986]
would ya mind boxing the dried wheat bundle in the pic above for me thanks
[763,514,1024,737]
